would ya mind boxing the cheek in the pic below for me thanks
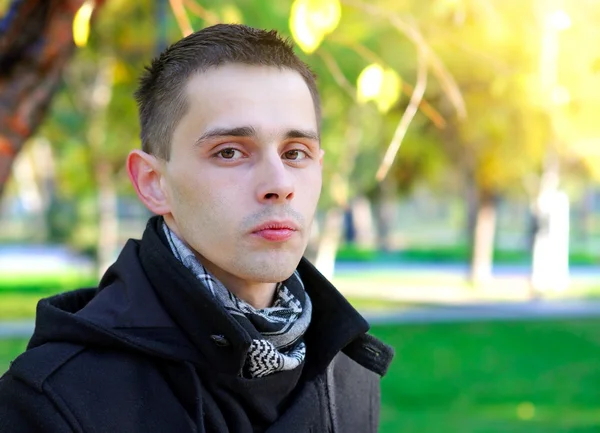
[177,188,237,250]
[298,169,322,204]
[194,183,241,229]
[168,170,214,225]
[170,161,219,200]
[171,176,204,209]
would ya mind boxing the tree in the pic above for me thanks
[36,0,161,270]
[426,0,600,285]
[0,0,106,196]
[408,0,552,284]
[9,0,597,285]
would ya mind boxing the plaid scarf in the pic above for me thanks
[163,223,312,378]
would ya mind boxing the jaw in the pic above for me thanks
[230,239,307,283]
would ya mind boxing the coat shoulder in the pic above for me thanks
[8,342,87,392]
[0,343,87,433]
[5,343,194,433]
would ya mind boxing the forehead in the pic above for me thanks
[181,64,318,135]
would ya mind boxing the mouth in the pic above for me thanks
[251,220,299,242]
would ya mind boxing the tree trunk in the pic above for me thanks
[0,0,105,197]
[465,177,478,252]
[469,191,498,286]
[313,106,362,277]
[95,160,118,274]
[314,207,345,280]
[530,162,569,294]
[11,145,47,239]
[581,186,595,253]
[373,180,397,252]
[351,196,376,249]
[86,56,117,275]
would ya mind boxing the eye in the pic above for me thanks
[216,148,244,160]
[283,149,308,161]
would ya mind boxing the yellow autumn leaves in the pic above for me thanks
[74,0,402,113]
[73,1,95,48]
[289,0,341,54]
[356,64,402,113]
[290,0,401,113]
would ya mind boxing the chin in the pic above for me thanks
[237,253,302,283]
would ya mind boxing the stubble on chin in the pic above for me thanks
[230,251,302,283]
[230,230,308,283]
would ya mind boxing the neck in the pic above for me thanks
[192,250,277,310]
[163,217,278,309]
[205,268,278,309]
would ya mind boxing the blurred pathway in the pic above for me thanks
[363,299,600,325]
[334,261,600,278]
[333,261,600,304]
[4,299,600,339]
[0,320,33,338]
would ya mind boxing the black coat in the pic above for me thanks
[0,217,393,432]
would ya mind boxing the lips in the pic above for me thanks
[251,221,299,242]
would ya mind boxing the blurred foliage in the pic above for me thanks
[3,0,600,250]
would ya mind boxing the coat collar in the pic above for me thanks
[133,216,386,377]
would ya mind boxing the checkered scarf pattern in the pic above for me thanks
[163,223,312,378]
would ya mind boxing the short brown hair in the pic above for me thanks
[134,24,320,160]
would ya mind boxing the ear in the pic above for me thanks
[319,148,325,167]
[126,149,171,215]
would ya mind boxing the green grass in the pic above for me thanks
[0,289,82,321]
[0,293,48,319]
[0,271,95,294]
[3,319,600,431]
[336,244,600,266]
[0,338,28,373]
[346,297,422,312]
[0,272,96,320]
[370,319,600,432]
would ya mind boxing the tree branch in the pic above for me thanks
[184,0,220,26]
[168,0,193,37]
[376,47,428,182]
[340,0,466,119]
[316,49,356,101]
[339,40,446,128]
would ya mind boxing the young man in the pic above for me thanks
[0,24,393,432]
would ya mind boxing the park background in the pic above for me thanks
[1,0,600,431]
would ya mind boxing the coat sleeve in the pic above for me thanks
[0,373,74,433]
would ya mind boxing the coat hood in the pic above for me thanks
[28,240,204,365]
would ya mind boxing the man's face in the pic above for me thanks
[160,64,322,284]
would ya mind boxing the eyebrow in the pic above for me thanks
[284,129,320,143]
[194,126,257,147]
[194,126,319,147]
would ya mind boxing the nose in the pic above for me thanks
[256,153,295,204]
